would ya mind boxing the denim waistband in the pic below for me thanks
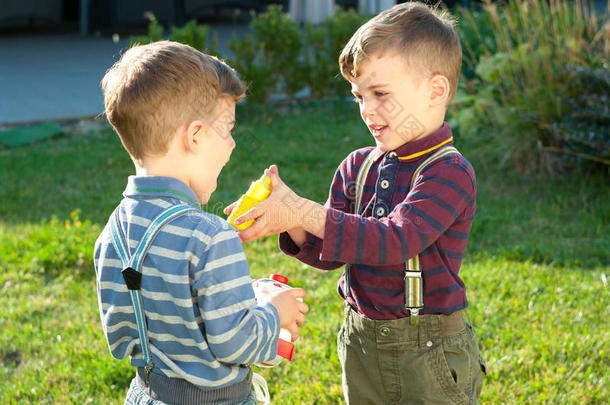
[135,367,252,405]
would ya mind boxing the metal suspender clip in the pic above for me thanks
[404,270,424,326]
[145,362,155,383]
[344,263,352,298]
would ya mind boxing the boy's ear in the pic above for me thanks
[428,74,450,107]
[184,120,207,152]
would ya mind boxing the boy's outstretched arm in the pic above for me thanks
[227,157,475,267]
[224,165,327,244]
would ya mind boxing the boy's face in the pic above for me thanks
[191,98,236,203]
[350,51,433,152]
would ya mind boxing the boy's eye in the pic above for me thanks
[353,95,363,103]
[374,91,387,97]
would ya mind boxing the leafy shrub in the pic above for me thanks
[545,66,609,169]
[129,14,164,45]
[455,4,496,80]
[228,5,305,102]
[303,8,370,98]
[131,6,369,103]
[171,19,219,56]
[129,15,219,56]
[454,0,609,177]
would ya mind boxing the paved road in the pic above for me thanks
[0,24,247,125]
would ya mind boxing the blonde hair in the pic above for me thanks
[339,1,462,102]
[102,40,245,161]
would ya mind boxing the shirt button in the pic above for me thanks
[380,179,390,189]
[380,326,390,337]
[426,340,433,347]
[376,206,385,217]
[388,152,397,158]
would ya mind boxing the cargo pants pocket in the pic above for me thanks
[426,327,485,405]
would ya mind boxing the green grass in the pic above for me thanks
[1,101,608,404]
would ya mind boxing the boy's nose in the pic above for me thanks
[361,99,377,119]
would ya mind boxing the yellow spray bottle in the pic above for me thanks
[227,174,272,230]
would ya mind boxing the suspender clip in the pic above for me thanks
[344,264,352,298]
[145,362,155,383]
[405,270,423,326]
[409,308,420,326]
[122,267,142,290]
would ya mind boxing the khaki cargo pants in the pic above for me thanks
[337,305,486,405]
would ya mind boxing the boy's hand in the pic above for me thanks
[224,165,304,242]
[266,287,309,342]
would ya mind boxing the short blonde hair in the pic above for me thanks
[339,1,462,102]
[102,41,245,161]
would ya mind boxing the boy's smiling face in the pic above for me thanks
[351,51,439,152]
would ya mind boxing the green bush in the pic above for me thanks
[131,6,368,103]
[453,0,609,177]
[302,7,370,98]
[129,14,164,45]
[170,19,219,56]
[228,5,305,102]
[129,15,219,56]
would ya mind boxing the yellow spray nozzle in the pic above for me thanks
[247,174,272,201]
[227,174,272,230]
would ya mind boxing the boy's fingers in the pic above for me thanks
[223,201,237,215]
[264,164,279,176]
[234,205,264,225]
[289,325,300,342]
[239,222,264,243]
[264,165,281,189]
[298,301,309,314]
[290,288,306,300]
[296,312,306,327]
[237,212,271,242]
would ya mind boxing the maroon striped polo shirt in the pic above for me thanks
[279,122,476,320]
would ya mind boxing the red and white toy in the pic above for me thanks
[252,274,297,367]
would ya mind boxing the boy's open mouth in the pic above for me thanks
[369,124,388,139]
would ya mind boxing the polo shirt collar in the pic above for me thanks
[123,176,201,207]
[371,122,454,163]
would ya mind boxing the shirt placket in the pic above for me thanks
[372,151,399,219]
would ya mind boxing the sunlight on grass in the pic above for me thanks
[1,101,608,403]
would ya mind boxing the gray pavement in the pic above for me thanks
[0,35,129,125]
[0,24,247,125]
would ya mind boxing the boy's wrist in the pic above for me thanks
[283,191,308,230]
[295,198,326,240]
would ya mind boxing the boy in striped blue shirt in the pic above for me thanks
[94,41,308,405]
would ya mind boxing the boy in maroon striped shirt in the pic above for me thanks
[227,2,486,403]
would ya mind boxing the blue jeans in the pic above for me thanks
[124,378,258,405]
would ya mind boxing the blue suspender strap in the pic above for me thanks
[344,150,377,299]
[405,145,461,325]
[109,203,197,381]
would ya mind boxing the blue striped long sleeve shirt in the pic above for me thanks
[94,176,280,390]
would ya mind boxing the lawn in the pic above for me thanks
[1,101,608,404]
